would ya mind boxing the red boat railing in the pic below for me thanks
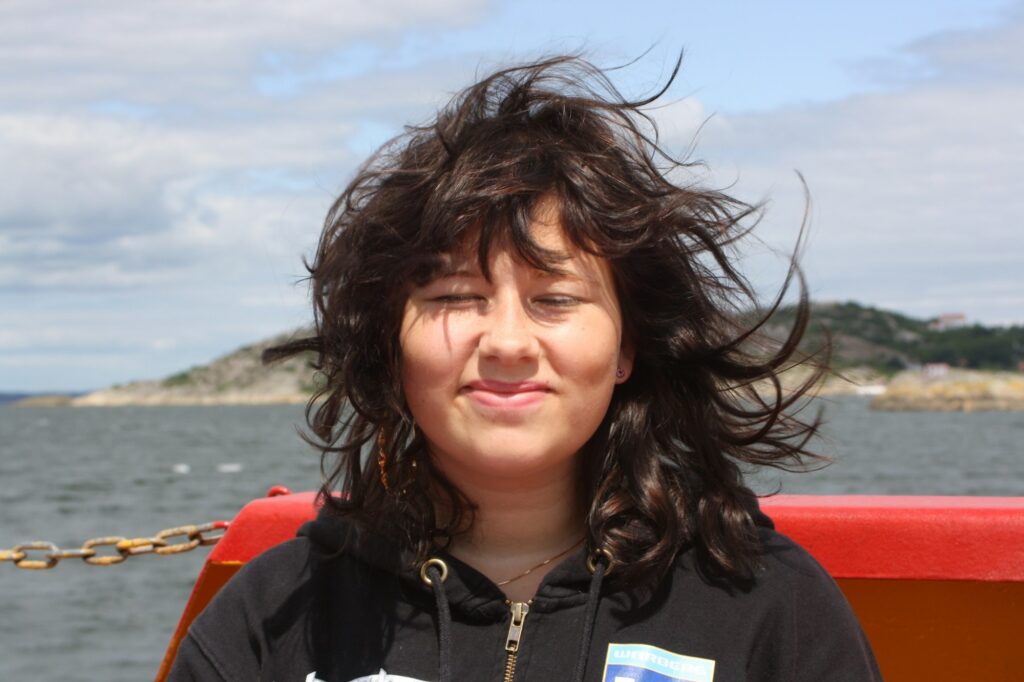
[157,492,1024,681]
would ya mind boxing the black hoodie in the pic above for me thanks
[168,501,881,682]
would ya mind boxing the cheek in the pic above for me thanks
[552,320,621,383]
[399,316,467,401]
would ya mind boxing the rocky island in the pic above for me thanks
[68,329,318,407]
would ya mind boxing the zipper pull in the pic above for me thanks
[504,601,530,653]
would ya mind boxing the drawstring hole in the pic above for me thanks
[420,557,449,586]
[586,547,615,576]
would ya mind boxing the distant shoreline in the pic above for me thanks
[1,392,84,407]
[11,367,1024,411]
[869,368,1024,412]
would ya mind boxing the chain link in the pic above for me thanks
[0,521,228,570]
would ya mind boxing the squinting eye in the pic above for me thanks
[431,294,483,304]
[535,295,580,307]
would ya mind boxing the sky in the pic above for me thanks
[1,0,1022,392]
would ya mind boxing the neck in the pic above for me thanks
[436,458,585,599]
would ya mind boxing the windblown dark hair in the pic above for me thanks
[266,53,831,589]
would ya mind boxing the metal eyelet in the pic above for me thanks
[586,547,615,576]
[419,557,449,586]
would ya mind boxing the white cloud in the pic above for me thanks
[0,0,488,391]
[0,60,476,293]
[0,0,486,105]
[0,0,488,260]
[656,12,1024,325]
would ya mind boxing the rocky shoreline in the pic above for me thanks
[870,368,1024,412]
[756,365,1024,412]
[17,328,319,408]
[68,388,310,407]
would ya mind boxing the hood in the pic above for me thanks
[745,486,776,530]
[298,508,528,621]
[297,505,616,682]
[296,489,774,618]
[294,493,774,682]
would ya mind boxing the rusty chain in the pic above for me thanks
[0,521,229,570]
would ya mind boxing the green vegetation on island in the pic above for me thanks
[765,301,1023,374]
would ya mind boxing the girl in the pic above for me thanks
[170,55,881,682]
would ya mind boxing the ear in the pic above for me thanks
[615,340,635,383]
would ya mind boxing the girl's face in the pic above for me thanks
[399,207,633,485]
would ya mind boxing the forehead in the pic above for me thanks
[440,217,612,284]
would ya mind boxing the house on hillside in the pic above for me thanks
[928,313,967,331]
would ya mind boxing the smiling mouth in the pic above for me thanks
[462,380,550,410]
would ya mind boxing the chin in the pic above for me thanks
[439,439,578,479]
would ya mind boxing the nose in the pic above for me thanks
[478,294,539,363]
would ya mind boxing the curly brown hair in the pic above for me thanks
[266,53,830,588]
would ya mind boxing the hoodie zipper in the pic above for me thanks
[502,600,531,682]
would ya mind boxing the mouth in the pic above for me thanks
[462,379,550,410]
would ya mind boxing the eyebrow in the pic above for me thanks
[426,247,605,289]
[433,264,480,280]
[433,263,585,282]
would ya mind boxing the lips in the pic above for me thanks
[462,379,550,410]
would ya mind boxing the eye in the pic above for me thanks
[534,295,580,307]
[430,294,484,305]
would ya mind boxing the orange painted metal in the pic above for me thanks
[764,494,1024,581]
[206,491,318,564]
[838,578,1024,680]
[157,493,1024,681]
[156,491,320,681]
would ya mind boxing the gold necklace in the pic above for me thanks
[495,537,585,587]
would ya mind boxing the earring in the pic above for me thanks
[615,367,626,379]
[377,430,391,492]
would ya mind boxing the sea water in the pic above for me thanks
[0,398,1022,680]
